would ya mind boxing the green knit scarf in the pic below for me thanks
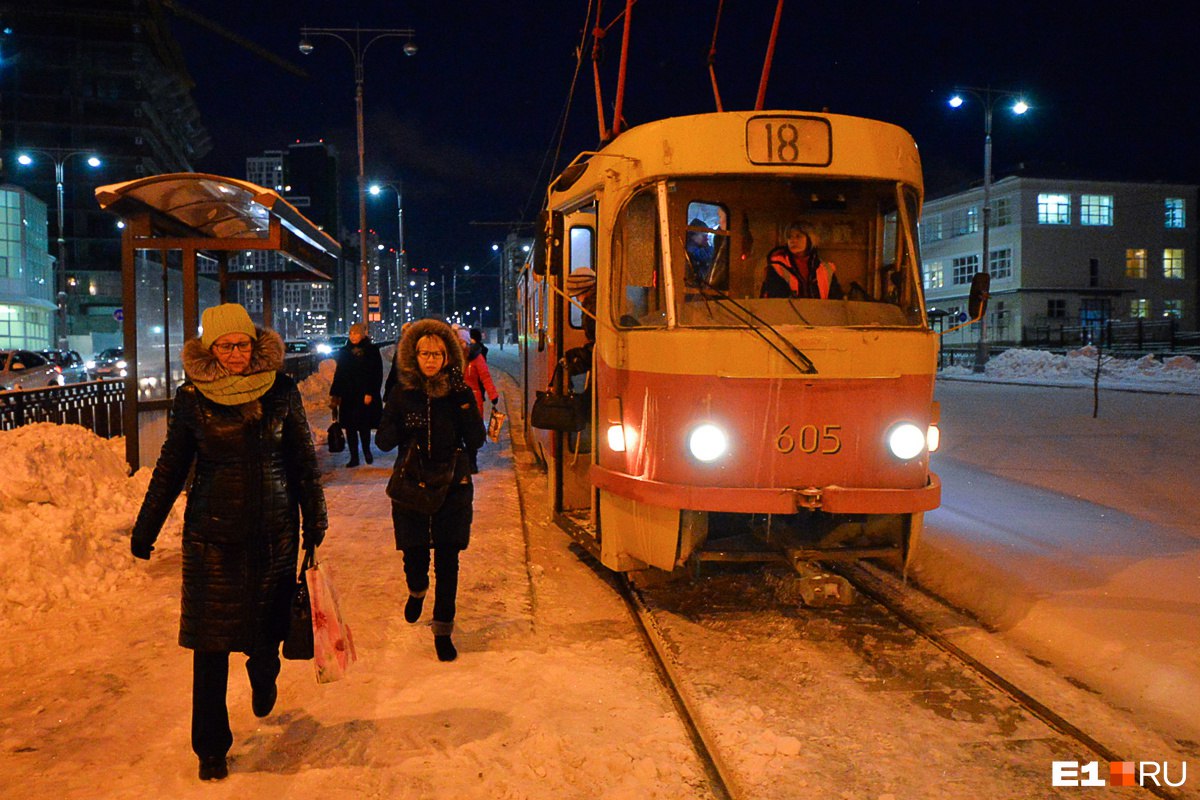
[192,370,276,406]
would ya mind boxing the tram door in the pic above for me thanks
[557,209,597,525]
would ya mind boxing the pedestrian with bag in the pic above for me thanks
[129,302,327,782]
[376,318,485,662]
[329,322,383,467]
[463,327,499,473]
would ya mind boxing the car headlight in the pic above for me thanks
[116,360,127,369]
[688,423,728,462]
[887,423,926,460]
[85,360,96,370]
[317,343,332,355]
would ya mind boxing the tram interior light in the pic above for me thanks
[887,423,926,460]
[688,423,728,463]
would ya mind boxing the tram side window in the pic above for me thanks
[567,226,594,329]
[614,189,667,327]
[684,201,729,291]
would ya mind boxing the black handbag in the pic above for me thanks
[282,548,315,661]
[530,361,587,433]
[387,442,461,515]
[327,409,346,453]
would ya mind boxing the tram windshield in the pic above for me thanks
[612,177,926,329]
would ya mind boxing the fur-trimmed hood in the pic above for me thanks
[182,327,285,382]
[394,318,467,398]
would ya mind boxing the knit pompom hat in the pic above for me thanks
[201,303,258,348]
[566,267,596,297]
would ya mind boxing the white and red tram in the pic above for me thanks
[518,110,985,578]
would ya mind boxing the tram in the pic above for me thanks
[517,110,986,580]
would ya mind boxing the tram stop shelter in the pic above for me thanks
[94,173,341,471]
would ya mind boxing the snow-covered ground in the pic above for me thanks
[0,347,1196,797]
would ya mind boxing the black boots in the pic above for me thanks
[198,755,228,781]
[404,593,425,623]
[251,682,277,718]
[434,635,457,662]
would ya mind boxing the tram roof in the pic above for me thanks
[95,172,341,278]
[551,111,923,203]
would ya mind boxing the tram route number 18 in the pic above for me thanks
[776,424,842,455]
[746,116,832,166]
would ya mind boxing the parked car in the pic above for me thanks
[87,347,127,380]
[41,349,90,384]
[0,349,64,390]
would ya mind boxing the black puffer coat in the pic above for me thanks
[330,337,383,430]
[131,329,327,653]
[376,319,485,551]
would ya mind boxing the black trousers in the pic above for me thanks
[401,547,460,634]
[346,427,372,461]
[191,647,280,759]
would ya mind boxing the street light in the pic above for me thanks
[299,25,416,333]
[16,148,103,347]
[949,86,1029,372]
[369,180,405,328]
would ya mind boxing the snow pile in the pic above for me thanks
[0,423,181,628]
[943,347,1200,393]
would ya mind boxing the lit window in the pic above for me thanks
[1163,300,1183,319]
[1129,298,1149,318]
[1037,193,1071,225]
[989,248,1012,279]
[1163,248,1185,279]
[1125,248,1147,279]
[923,260,943,290]
[951,255,978,285]
[1165,198,1186,229]
[1080,194,1113,226]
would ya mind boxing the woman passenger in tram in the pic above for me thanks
[760,221,843,300]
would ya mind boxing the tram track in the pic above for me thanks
[618,558,1193,800]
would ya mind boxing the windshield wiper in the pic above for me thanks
[684,238,817,375]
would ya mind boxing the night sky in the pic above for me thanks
[168,1,1199,283]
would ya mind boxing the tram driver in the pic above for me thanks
[760,221,843,300]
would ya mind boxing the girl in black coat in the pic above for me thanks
[130,303,327,782]
[329,322,383,467]
[376,318,485,662]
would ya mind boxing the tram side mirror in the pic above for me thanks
[532,210,564,277]
[967,272,990,321]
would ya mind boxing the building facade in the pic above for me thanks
[0,1,211,353]
[0,185,53,349]
[921,177,1198,348]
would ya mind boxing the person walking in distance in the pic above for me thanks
[329,322,383,467]
[376,318,485,662]
[130,303,327,782]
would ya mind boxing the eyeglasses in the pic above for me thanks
[416,350,445,360]
[212,341,253,355]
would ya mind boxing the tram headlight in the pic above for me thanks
[926,424,941,453]
[606,423,627,453]
[887,423,926,460]
[688,424,728,463]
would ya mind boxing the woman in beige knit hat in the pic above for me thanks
[130,302,327,782]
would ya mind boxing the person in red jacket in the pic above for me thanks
[461,327,497,472]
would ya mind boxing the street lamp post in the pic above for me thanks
[17,149,103,348]
[299,25,416,333]
[949,86,1029,372]
[369,181,405,331]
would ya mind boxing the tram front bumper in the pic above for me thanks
[589,465,941,515]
